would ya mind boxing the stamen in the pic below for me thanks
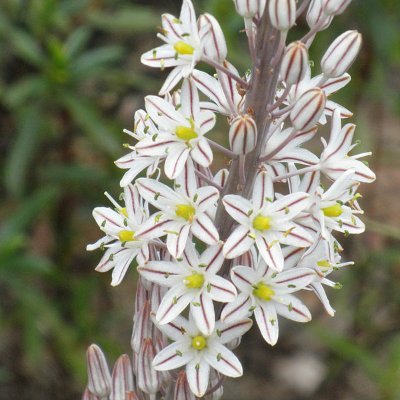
[252,215,272,231]
[174,41,195,55]
[191,335,207,350]
[253,282,275,301]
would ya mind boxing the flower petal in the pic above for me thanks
[186,359,210,398]
[217,318,253,344]
[190,292,215,336]
[153,341,193,371]
[254,302,279,346]
[274,294,312,322]
[221,294,253,324]
[165,145,191,179]
[138,261,182,287]
[167,223,191,258]
[271,268,316,294]
[223,225,253,259]
[222,195,252,226]
[255,235,284,272]
[208,275,237,303]
[191,213,219,244]
[204,341,243,377]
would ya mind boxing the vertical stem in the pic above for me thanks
[215,10,283,240]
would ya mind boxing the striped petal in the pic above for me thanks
[136,178,181,208]
[200,244,224,273]
[223,225,253,259]
[138,261,182,287]
[254,303,279,346]
[271,268,316,294]
[191,213,219,244]
[153,341,193,371]
[221,294,253,323]
[181,78,200,119]
[217,318,253,344]
[191,138,213,167]
[159,65,185,95]
[274,294,312,322]
[186,359,210,398]
[252,172,274,210]
[190,292,215,335]
[196,186,220,213]
[222,195,252,226]
[165,145,191,179]
[208,275,237,303]
[203,342,243,377]
[231,266,257,293]
[167,223,191,258]
[256,234,284,272]
[135,215,175,240]
[93,207,124,235]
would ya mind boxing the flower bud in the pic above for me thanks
[82,388,100,400]
[86,344,112,398]
[268,0,296,31]
[280,41,309,85]
[307,0,333,30]
[137,338,161,394]
[173,371,196,400]
[198,13,227,62]
[233,0,267,18]
[131,300,151,353]
[290,88,326,131]
[323,0,352,15]
[321,30,362,78]
[229,114,257,155]
[111,354,135,400]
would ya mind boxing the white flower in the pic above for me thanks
[135,79,216,179]
[138,242,236,335]
[152,313,252,397]
[223,172,313,271]
[141,0,203,95]
[221,255,315,345]
[135,163,219,258]
[87,185,150,286]
[320,109,376,183]
[115,109,161,187]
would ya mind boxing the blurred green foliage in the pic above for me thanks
[0,0,399,398]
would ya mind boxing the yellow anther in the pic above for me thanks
[317,259,331,272]
[175,204,196,222]
[118,230,135,242]
[252,215,272,231]
[120,207,128,217]
[175,125,198,141]
[191,335,207,350]
[184,273,204,289]
[253,282,275,302]
[174,41,195,55]
[322,204,343,218]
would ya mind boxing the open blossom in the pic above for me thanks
[135,79,215,179]
[320,109,376,183]
[152,313,252,397]
[138,242,236,335]
[222,255,315,345]
[135,164,219,258]
[87,185,150,286]
[223,172,313,271]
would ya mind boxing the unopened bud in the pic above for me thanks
[268,0,296,31]
[233,0,267,18]
[229,114,257,155]
[199,13,227,62]
[290,88,326,131]
[307,0,333,30]
[131,300,152,353]
[280,41,309,85]
[86,344,112,398]
[321,30,362,78]
[137,338,161,394]
[82,388,100,400]
[111,354,135,400]
[173,371,196,400]
[323,0,352,15]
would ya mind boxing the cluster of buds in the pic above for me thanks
[84,0,374,398]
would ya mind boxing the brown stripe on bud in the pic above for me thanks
[290,88,326,131]
[233,0,267,19]
[198,13,227,62]
[323,0,352,16]
[137,338,161,394]
[111,354,135,399]
[307,0,333,30]
[280,41,309,85]
[173,371,196,400]
[229,114,258,155]
[86,344,112,398]
[321,30,362,78]
[269,0,297,31]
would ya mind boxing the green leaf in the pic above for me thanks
[8,29,44,67]
[4,107,42,197]
[88,7,160,34]
[64,26,91,59]
[4,76,47,108]
[61,93,120,156]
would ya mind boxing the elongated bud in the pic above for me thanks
[307,0,333,30]
[82,388,100,400]
[290,88,326,131]
[137,338,161,394]
[323,0,352,15]
[280,41,309,85]
[199,13,227,62]
[173,371,196,400]
[233,0,267,18]
[111,354,135,400]
[229,114,257,155]
[86,344,112,398]
[321,30,362,78]
[268,0,296,31]
[131,300,152,354]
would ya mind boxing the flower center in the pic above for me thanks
[175,125,198,141]
[175,204,196,222]
[252,215,272,231]
[253,282,275,301]
[317,259,331,272]
[184,273,204,289]
[174,41,195,55]
[322,204,343,218]
[191,335,207,350]
[118,230,135,242]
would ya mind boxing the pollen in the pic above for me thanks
[175,204,196,222]
[317,259,331,272]
[118,230,135,242]
[191,335,207,350]
[174,41,195,55]
[184,273,204,289]
[252,215,272,231]
[119,207,128,217]
[253,282,275,302]
[322,204,343,218]
[175,125,198,141]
